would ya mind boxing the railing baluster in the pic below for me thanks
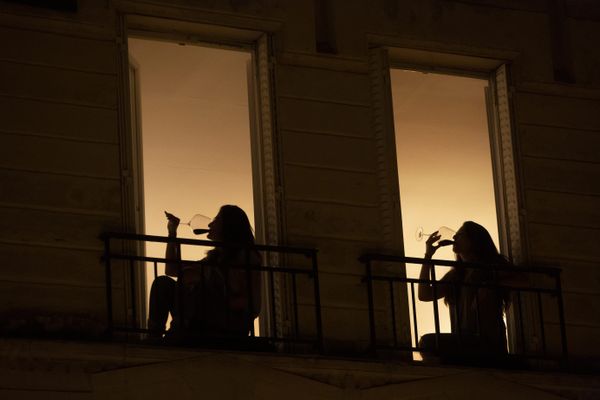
[129,259,137,329]
[410,282,419,349]
[224,257,231,336]
[454,282,462,346]
[176,242,184,333]
[537,291,547,356]
[365,259,377,354]
[474,287,481,338]
[153,261,158,279]
[103,236,114,338]
[245,247,255,337]
[389,279,398,347]
[492,265,504,355]
[292,272,299,338]
[555,272,569,366]
[311,250,323,353]
[517,290,526,355]
[430,264,441,351]
[269,265,277,339]
[200,256,206,328]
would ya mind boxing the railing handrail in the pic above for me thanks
[367,275,559,295]
[359,252,561,276]
[101,231,317,256]
[105,252,314,276]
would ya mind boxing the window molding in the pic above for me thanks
[487,64,524,265]
[368,47,412,350]
[251,34,285,337]
[368,47,404,254]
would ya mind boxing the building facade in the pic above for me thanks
[1,0,599,398]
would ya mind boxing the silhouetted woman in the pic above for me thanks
[148,205,261,339]
[418,221,514,361]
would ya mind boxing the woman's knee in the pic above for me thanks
[419,333,436,349]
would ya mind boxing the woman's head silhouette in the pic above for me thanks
[208,205,254,245]
[453,221,502,264]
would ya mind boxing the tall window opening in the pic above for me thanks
[390,68,502,351]
[127,37,257,330]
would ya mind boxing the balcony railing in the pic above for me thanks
[101,232,323,352]
[360,253,568,368]
[99,233,568,367]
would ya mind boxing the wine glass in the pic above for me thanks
[180,214,212,235]
[415,226,456,246]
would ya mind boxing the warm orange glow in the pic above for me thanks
[128,38,255,315]
[390,69,500,341]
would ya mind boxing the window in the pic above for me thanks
[368,47,525,355]
[128,36,258,328]
[116,16,280,338]
[390,68,501,346]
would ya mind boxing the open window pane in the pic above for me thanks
[390,68,501,343]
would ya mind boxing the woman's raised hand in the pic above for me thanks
[425,230,441,258]
[164,211,180,237]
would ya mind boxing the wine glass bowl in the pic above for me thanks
[415,225,456,246]
[415,226,426,241]
[181,214,212,235]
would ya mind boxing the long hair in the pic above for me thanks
[207,205,255,262]
[458,221,505,265]
[202,206,262,327]
[217,205,255,245]
[450,221,511,309]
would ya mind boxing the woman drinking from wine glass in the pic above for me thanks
[148,205,261,340]
[418,221,519,363]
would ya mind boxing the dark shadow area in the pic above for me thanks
[1,0,77,12]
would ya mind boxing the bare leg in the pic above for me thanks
[148,275,177,334]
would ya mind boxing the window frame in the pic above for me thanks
[369,45,530,353]
[114,12,281,336]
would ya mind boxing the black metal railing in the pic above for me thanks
[101,232,323,352]
[360,253,568,367]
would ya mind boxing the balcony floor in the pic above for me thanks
[0,337,598,399]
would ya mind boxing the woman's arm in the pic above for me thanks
[418,231,450,301]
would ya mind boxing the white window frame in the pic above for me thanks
[114,12,281,336]
[369,45,531,353]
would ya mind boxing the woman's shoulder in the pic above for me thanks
[441,269,460,282]
[194,250,221,268]
[205,247,261,266]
